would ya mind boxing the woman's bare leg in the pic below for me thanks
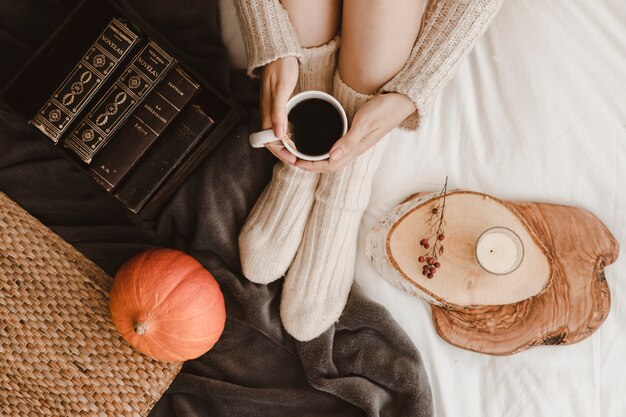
[281,0,342,48]
[339,0,423,93]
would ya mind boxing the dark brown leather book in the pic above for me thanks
[90,66,200,191]
[115,104,215,213]
[30,18,141,143]
[64,40,176,163]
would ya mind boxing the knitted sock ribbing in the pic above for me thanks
[281,73,391,340]
[296,36,340,93]
[239,38,340,284]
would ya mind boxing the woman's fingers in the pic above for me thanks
[259,57,299,164]
[297,124,387,173]
[266,57,298,138]
[266,140,297,165]
[270,82,291,138]
[330,107,378,160]
[260,76,295,164]
[329,116,373,161]
[261,89,295,164]
[261,74,291,133]
[295,158,348,173]
[260,79,273,130]
[329,129,361,161]
[295,122,367,172]
[295,148,357,173]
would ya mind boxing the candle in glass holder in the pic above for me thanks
[475,227,524,275]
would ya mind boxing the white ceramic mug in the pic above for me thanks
[249,90,348,161]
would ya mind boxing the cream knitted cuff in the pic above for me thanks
[382,0,504,130]
[233,0,302,78]
[281,73,390,341]
[238,39,340,284]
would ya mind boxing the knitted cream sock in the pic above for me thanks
[239,38,340,284]
[281,73,391,341]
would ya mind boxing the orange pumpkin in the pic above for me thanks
[109,248,226,362]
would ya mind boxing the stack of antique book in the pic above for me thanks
[2,2,239,219]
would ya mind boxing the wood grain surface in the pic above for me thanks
[389,192,551,307]
[367,191,619,355]
[432,200,618,355]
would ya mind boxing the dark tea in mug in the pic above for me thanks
[287,98,344,156]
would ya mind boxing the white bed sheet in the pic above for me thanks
[220,1,626,416]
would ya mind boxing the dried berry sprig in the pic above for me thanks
[418,177,448,279]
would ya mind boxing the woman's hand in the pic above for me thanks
[260,56,299,165]
[295,93,416,173]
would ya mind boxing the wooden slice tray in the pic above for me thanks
[367,190,619,355]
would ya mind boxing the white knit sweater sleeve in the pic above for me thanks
[233,0,302,78]
[382,0,504,129]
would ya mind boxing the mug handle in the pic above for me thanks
[249,129,279,148]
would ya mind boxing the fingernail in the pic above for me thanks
[330,149,343,160]
[273,125,283,138]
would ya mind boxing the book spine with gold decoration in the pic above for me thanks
[64,40,176,163]
[90,66,200,191]
[115,104,215,213]
[30,18,141,143]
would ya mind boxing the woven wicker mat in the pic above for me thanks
[0,192,181,416]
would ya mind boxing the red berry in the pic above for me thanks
[422,270,428,276]
[427,273,433,279]
[438,234,445,241]
[434,262,441,268]
[418,256,425,263]
[424,243,430,249]
[427,257,434,265]
[420,238,428,246]
[432,208,438,214]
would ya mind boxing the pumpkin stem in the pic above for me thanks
[134,322,149,335]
